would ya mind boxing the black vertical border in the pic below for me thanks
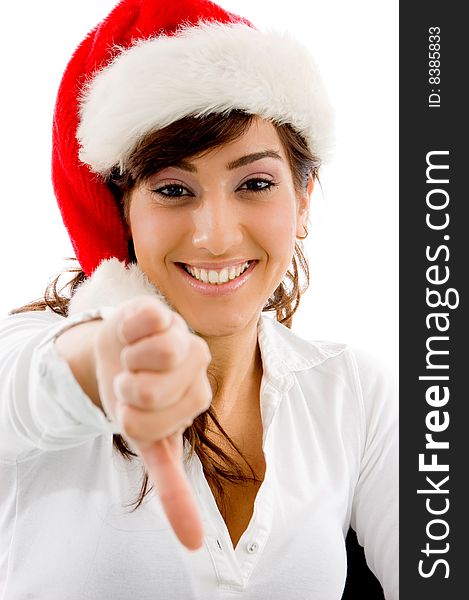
[400,3,467,597]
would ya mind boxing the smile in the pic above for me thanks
[181,261,251,285]
[175,260,258,296]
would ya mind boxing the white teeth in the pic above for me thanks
[183,261,252,284]
[208,270,218,284]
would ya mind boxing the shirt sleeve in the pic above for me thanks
[0,309,120,463]
[348,347,399,600]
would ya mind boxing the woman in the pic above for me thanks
[0,0,398,598]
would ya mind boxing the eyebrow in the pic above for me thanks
[172,150,283,173]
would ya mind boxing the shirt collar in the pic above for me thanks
[257,313,346,391]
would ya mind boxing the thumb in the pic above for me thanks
[139,434,204,551]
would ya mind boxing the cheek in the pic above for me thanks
[129,204,180,268]
[253,202,297,261]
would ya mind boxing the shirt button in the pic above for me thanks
[247,542,258,554]
[216,539,223,552]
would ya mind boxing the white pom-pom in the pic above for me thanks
[68,258,166,315]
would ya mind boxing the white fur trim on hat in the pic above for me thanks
[77,21,335,175]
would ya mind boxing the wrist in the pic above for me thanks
[55,318,103,410]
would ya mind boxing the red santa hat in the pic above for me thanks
[52,0,334,276]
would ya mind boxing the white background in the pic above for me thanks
[0,1,398,375]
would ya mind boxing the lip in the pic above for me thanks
[179,259,251,270]
[174,260,258,296]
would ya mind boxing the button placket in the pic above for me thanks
[184,367,281,589]
[247,541,258,554]
[187,454,244,588]
[233,414,278,585]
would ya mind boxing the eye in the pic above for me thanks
[238,178,278,193]
[152,183,192,198]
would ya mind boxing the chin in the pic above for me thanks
[184,309,259,338]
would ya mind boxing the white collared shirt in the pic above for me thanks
[0,309,398,599]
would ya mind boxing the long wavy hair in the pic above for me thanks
[12,112,320,516]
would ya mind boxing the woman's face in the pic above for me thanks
[128,117,311,337]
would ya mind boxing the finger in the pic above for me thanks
[114,335,212,413]
[114,337,211,412]
[119,298,173,344]
[139,437,204,550]
[120,322,190,372]
[113,368,193,412]
[115,375,212,442]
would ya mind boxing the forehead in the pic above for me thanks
[190,117,286,166]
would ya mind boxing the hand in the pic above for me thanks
[94,296,212,550]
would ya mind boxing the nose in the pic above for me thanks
[191,195,243,255]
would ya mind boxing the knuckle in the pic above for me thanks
[194,389,211,414]
[179,420,194,435]
[146,299,172,325]
[137,383,156,408]
[114,371,132,399]
[121,297,172,339]
[204,379,213,410]
[172,312,189,331]
[157,344,180,368]
[192,335,212,366]
[134,304,157,327]
[203,345,212,366]
[119,346,134,370]
[113,371,141,407]
[118,406,144,441]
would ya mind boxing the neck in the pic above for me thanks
[200,318,263,422]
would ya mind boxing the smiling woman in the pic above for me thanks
[0,0,397,598]
[114,114,315,331]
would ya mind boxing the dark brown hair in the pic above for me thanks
[12,111,320,516]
